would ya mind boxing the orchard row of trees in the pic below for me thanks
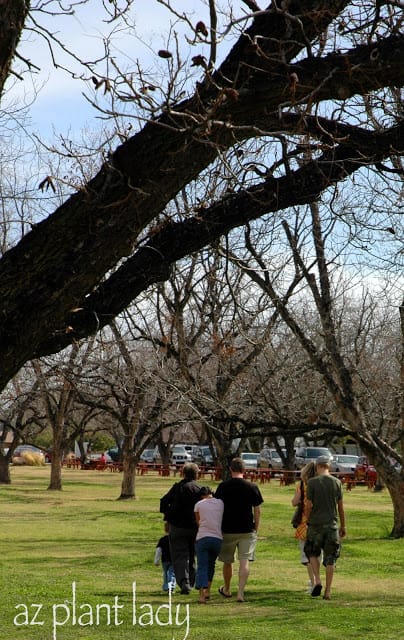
[1,241,401,499]
[0,2,403,534]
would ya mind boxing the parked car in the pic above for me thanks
[331,454,359,476]
[183,444,203,465]
[12,445,46,465]
[294,446,333,469]
[170,445,193,466]
[259,448,286,470]
[240,452,260,469]
[140,448,157,463]
[355,456,377,482]
[106,447,121,462]
[200,445,216,466]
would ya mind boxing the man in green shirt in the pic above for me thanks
[304,455,346,600]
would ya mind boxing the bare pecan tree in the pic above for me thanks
[226,199,404,536]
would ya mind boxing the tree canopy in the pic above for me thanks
[0,0,403,393]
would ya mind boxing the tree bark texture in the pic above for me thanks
[48,447,63,491]
[0,455,11,484]
[118,454,137,500]
[0,1,28,98]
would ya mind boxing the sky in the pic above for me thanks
[2,1,403,287]
[9,1,207,138]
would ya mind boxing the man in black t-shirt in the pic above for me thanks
[215,457,263,602]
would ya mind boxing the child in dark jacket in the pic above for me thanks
[154,522,176,592]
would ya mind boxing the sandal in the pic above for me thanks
[218,586,232,598]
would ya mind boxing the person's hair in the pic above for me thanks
[300,461,316,483]
[183,462,199,480]
[199,486,213,497]
[230,457,245,473]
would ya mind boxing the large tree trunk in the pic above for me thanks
[118,451,137,500]
[326,359,404,538]
[0,455,11,484]
[0,1,28,98]
[47,440,64,491]
[388,300,404,536]
[48,453,63,491]
[386,484,404,538]
[378,468,404,538]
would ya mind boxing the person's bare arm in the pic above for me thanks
[338,499,346,537]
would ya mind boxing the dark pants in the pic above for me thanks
[169,524,197,591]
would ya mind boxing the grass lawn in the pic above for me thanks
[0,466,403,640]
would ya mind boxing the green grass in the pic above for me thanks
[0,466,403,640]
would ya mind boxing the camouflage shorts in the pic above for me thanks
[304,526,340,566]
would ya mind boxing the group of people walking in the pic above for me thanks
[157,454,345,603]
[159,457,263,603]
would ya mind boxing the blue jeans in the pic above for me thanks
[195,537,222,589]
[162,562,176,591]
